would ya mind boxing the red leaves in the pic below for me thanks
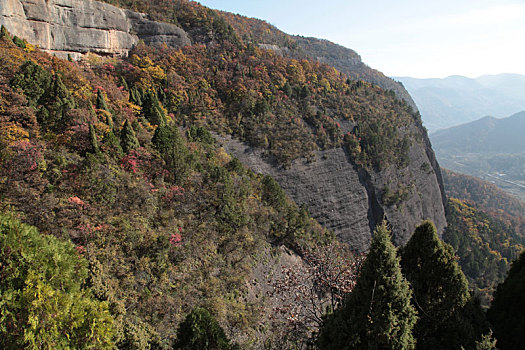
[163,185,185,203]
[169,233,182,246]
[169,227,183,246]
[68,196,86,208]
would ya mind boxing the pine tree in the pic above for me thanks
[88,123,99,154]
[1,25,11,41]
[319,221,417,350]
[152,124,190,185]
[488,250,525,350]
[120,120,140,154]
[142,90,167,126]
[119,76,129,91]
[37,73,75,132]
[10,60,51,107]
[400,221,471,349]
[174,307,237,350]
[96,89,109,112]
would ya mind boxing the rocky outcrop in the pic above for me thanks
[219,131,446,251]
[219,136,372,251]
[0,0,190,59]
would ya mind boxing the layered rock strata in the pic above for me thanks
[0,0,190,59]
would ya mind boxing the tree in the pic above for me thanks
[261,174,287,209]
[268,243,363,348]
[0,214,115,349]
[488,249,525,350]
[142,90,167,126]
[120,119,140,154]
[88,123,99,153]
[400,221,471,349]
[37,73,75,132]
[96,88,110,112]
[174,307,237,350]
[318,221,417,350]
[9,60,51,107]
[152,124,190,185]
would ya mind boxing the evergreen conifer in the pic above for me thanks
[89,123,99,154]
[120,119,140,154]
[488,250,525,349]
[400,221,471,349]
[319,221,417,349]
[174,307,237,350]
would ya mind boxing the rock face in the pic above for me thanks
[219,131,446,251]
[0,0,190,59]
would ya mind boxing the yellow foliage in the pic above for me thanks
[145,65,166,82]
[286,61,306,84]
[127,102,142,115]
[94,122,111,135]
[0,122,29,145]
[24,42,35,53]
[215,147,231,166]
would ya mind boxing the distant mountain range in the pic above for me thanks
[431,111,525,154]
[430,112,525,200]
[395,74,525,131]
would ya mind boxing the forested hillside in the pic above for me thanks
[0,0,522,348]
[442,169,524,305]
[0,9,421,345]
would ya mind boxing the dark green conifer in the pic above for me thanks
[37,73,75,132]
[102,130,123,157]
[89,123,99,154]
[120,120,140,154]
[319,221,417,350]
[96,89,109,112]
[130,86,142,106]
[119,76,129,91]
[142,90,167,126]
[106,114,114,131]
[152,124,190,185]
[10,60,51,107]
[1,25,11,41]
[400,221,471,349]
[12,36,25,48]
[174,307,237,350]
[488,250,525,350]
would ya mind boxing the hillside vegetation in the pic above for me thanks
[0,29,346,346]
[0,3,420,343]
[1,0,522,348]
[442,169,525,305]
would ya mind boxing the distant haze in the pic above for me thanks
[395,74,525,131]
[198,0,525,78]
[430,111,525,200]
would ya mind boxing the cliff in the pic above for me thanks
[0,0,190,59]
[219,122,446,251]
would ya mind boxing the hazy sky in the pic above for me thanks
[198,0,525,78]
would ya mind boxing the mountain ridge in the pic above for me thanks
[395,74,525,131]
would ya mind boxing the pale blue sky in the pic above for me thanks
[198,0,525,78]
